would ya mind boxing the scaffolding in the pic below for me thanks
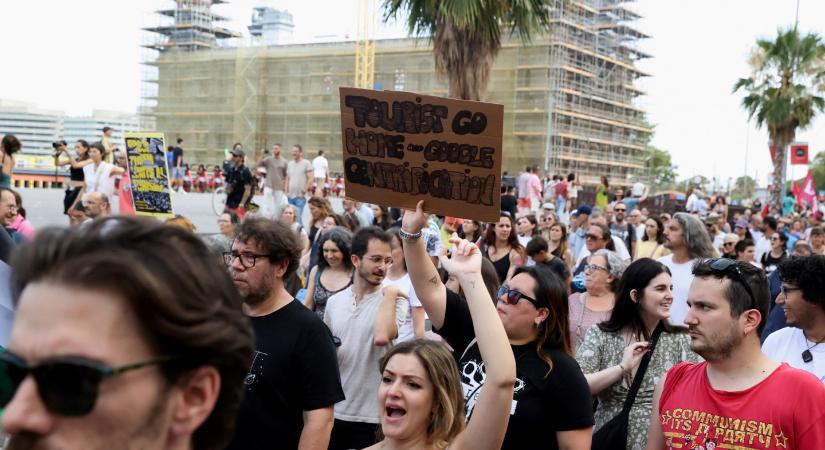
[140,0,241,129]
[144,0,652,184]
[543,0,652,188]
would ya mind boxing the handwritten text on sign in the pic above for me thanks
[339,87,503,222]
[124,133,174,218]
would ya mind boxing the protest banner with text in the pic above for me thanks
[339,87,503,222]
[124,133,175,218]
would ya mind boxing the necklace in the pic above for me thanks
[802,330,825,363]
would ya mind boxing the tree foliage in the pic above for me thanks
[731,175,757,201]
[733,27,825,213]
[645,146,677,191]
[382,0,552,100]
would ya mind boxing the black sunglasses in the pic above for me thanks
[497,285,540,308]
[0,351,175,416]
[707,258,757,310]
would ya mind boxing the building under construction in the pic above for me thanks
[143,0,651,186]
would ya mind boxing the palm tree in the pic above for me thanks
[734,27,825,214]
[382,0,551,101]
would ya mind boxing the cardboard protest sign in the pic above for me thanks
[124,133,175,218]
[339,87,503,222]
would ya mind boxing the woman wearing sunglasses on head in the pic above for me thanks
[575,258,698,450]
[402,201,594,450]
[365,237,516,450]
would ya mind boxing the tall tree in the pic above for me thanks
[383,0,551,100]
[645,146,677,191]
[731,175,757,201]
[734,27,825,214]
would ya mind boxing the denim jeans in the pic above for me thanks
[288,196,307,225]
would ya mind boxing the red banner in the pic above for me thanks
[769,142,775,161]
[790,143,809,165]
[799,170,817,208]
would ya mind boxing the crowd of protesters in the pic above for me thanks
[0,137,823,450]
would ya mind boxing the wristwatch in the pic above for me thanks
[399,228,422,241]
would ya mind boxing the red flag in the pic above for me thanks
[799,169,817,208]
[769,142,776,162]
[790,143,809,165]
[793,181,802,207]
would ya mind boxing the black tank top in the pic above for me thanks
[69,166,84,181]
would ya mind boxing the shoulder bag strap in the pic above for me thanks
[460,338,478,361]
[649,244,661,258]
[621,322,664,414]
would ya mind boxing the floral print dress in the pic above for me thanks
[576,326,700,450]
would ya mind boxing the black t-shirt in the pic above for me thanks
[436,289,594,450]
[172,146,183,166]
[500,194,518,220]
[537,256,570,281]
[225,164,253,208]
[226,301,345,450]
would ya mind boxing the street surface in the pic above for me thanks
[18,189,341,235]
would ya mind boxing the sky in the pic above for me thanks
[0,0,823,185]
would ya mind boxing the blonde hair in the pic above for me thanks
[379,340,465,449]
[165,214,197,232]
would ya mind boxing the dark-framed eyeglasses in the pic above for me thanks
[585,233,603,241]
[780,285,802,297]
[497,285,539,308]
[707,258,757,310]
[366,255,394,266]
[223,251,271,268]
[0,350,176,416]
[584,264,609,274]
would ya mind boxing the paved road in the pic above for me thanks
[18,189,340,235]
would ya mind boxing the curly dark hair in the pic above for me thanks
[235,217,302,279]
[9,217,254,450]
[777,255,825,312]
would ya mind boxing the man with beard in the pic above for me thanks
[658,213,717,325]
[2,217,254,450]
[226,218,344,450]
[324,227,409,450]
[646,259,825,449]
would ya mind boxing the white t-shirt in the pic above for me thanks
[657,254,697,326]
[635,224,646,243]
[312,155,328,178]
[82,162,115,197]
[517,172,531,199]
[382,273,422,343]
[763,327,825,384]
[712,232,726,251]
[755,235,772,263]
[631,182,645,197]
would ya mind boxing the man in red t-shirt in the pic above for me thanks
[646,259,825,450]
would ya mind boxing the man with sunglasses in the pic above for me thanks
[226,218,344,450]
[762,256,825,384]
[3,217,255,450]
[609,202,636,258]
[324,227,409,450]
[646,259,825,449]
